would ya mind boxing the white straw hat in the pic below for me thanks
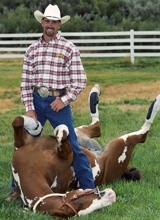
[34,4,70,24]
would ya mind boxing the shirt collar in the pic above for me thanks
[40,33,60,44]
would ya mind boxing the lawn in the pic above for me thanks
[0,57,160,220]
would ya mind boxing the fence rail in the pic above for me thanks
[1,30,160,64]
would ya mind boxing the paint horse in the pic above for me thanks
[10,84,160,218]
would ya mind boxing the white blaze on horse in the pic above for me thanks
[10,84,160,218]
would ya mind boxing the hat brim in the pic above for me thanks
[34,10,70,24]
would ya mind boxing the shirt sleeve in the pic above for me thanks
[20,40,87,109]
[61,46,87,106]
[20,51,35,112]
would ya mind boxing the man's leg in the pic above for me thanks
[46,102,95,189]
[68,133,95,189]
[5,176,19,201]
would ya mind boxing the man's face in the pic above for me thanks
[41,18,61,37]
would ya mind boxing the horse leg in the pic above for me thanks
[75,84,102,152]
[121,166,142,181]
[146,94,160,124]
[121,94,160,181]
[88,84,101,125]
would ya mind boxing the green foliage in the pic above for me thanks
[83,57,160,87]
[0,5,39,33]
[1,0,160,33]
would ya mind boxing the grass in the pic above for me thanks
[0,57,160,220]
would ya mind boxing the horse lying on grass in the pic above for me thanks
[10,84,160,218]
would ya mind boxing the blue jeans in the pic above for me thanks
[12,91,94,190]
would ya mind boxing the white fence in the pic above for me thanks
[1,29,160,64]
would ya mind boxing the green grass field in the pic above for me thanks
[0,57,160,220]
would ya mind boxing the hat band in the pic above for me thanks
[45,16,60,20]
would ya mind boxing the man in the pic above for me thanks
[6,4,95,201]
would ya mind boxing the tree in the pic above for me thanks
[1,5,38,33]
[1,0,160,32]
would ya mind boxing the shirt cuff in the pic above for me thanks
[25,103,35,112]
[61,95,70,106]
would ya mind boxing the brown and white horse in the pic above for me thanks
[10,85,160,218]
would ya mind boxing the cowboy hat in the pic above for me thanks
[34,4,70,24]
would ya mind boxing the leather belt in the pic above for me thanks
[33,87,67,98]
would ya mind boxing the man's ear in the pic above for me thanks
[41,18,44,27]
[58,22,62,29]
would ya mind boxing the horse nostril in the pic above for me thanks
[108,192,114,197]
[107,190,116,201]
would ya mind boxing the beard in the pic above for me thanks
[44,28,55,37]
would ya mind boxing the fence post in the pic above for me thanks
[130,29,134,64]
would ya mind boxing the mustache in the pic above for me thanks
[46,28,55,30]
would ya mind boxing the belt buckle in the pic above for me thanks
[38,87,49,98]
[53,90,60,96]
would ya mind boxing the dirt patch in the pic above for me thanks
[0,81,159,112]
[72,81,160,112]
[0,88,22,112]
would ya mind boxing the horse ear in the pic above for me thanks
[50,209,69,218]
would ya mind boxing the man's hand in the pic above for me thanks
[50,97,65,112]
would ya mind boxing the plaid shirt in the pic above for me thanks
[20,33,87,111]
